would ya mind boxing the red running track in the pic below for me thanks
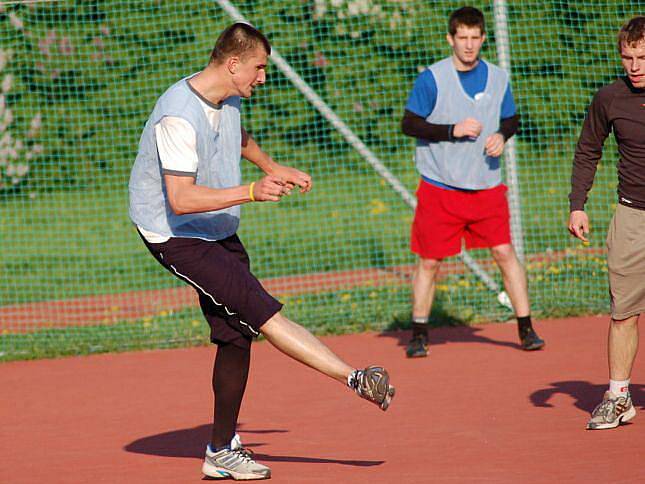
[1,315,644,483]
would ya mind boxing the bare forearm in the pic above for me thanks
[241,129,278,174]
[168,182,251,215]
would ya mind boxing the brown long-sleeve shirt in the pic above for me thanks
[569,77,645,211]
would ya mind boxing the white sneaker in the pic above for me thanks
[586,391,636,430]
[202,434,270,480]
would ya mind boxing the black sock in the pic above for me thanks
[412,317,428,337]
[211,342,251,449]
[517,315,532,333]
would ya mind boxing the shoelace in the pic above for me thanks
[348,369,363,391]
[232,446,256,464]
[348,368,389,405]
[593,397,622,418]
[354,370,384,401]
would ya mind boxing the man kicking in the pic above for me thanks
[128,22,395,479]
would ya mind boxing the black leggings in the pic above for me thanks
[211,341,251,448]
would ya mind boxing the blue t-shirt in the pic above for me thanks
[405,60,516,119]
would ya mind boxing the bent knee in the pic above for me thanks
[491,244,516,263]
[418,257,441,274]
[611,315,639,327]
[260,311,298,336]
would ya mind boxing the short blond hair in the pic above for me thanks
[210,23,271,65]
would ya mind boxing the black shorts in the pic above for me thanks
[140,232,283,349]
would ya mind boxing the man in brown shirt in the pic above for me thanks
[568,16,645,430]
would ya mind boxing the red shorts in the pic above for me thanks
[411,180,511,260]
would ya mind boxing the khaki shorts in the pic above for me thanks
[606,203,645,320]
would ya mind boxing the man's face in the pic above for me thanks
[620,39,645,88]
[447,25,485,69]
[232,46,268,98]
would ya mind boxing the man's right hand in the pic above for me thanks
[453,117,483,139]
[568,210,590,242]
[252,175,292,202]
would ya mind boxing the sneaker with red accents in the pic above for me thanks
[586,391,636,430]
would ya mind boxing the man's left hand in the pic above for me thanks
[270,165,312,193]
[485,133,505,157]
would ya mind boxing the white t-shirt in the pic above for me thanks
[138,96,222,243]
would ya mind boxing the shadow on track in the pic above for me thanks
[530,381,645,413]
[124,423,383,467]
[378,300,522,351]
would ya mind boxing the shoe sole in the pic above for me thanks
[380,385,396,411]
[586,406,636,430]
[406,343,429,358]
[202,461,271,480]
[406,350,429,358]
[522,341,545,351]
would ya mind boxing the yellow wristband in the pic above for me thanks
[249,182,256,202]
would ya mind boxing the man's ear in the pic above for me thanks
[226,56,240,75]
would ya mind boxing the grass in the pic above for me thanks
[0,141,617,304]
[0,140,616,363]
[1,252,610,362]
[0,0,627,358]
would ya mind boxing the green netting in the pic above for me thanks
[0,0,641,360]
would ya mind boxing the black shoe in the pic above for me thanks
[406,333,429,358]
[519,327,545,351]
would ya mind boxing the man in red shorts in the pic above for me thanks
[401,6,544,357]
